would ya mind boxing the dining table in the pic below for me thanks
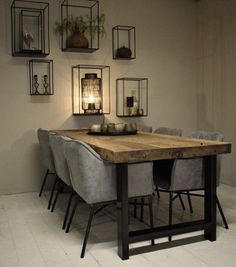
[53,129,231,260]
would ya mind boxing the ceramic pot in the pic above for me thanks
[116,46,132,58]
[66,31,89,48]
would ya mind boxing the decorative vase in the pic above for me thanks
[116,46,132,58]
[66,31,89,48]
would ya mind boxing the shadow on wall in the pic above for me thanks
[0,130,44,194]
[197,90,214,130]
[60,115,105,130]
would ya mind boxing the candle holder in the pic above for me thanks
[29,59,53,95]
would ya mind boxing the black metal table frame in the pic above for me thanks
[116,155,216,260]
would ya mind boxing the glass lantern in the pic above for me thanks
[82,73,101,114]
[72,65,110,115]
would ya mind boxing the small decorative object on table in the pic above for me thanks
[88,123,137,135]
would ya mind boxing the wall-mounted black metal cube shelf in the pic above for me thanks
[116,78,148,117]
[72,64,110,115]
[60,0,101,53]
[11,0,50,57]
[29,59,53,95]
[112,25,136,60]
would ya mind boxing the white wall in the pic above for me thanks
[0,0,198,194]
[197,0,236,186]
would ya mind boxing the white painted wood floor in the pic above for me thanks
[0,184,236,267]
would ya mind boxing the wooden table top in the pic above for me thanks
[52,129,231,163]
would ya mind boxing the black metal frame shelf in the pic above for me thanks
[11,0,50,57]
[29,59,54,95]
[60,0,100,53]
[112,25,136,60]
[72,64,110,115]
[116,77,148,117]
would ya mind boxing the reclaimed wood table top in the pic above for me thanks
[52,129,231,163]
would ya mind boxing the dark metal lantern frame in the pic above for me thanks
[112,25,136,60]
[116,78,148,117]
[29,59,54,95]
[72,64,110,115]
[11,0,50,57]
[61,0,100,53]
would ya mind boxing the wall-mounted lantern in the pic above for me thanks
[72,65,110,115]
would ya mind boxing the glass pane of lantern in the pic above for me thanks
[81,73,101,114]
[20,10,42,52]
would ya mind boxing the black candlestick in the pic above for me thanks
[33,75,39,94]
[43,75,49,94]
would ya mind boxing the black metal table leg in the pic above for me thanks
[204,155,216,241]
[117,163,129,260]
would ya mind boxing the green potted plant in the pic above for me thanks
[54,14,105,49]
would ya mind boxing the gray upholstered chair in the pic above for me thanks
[138,125,153,133]
[154,127,182,136]
[186,131,228,229]
[37,129,56,209]
[135,125,153,219]
[153,130,228,242]
[64,140,154,258]
[49,134,74,229]
[153,127,183,202]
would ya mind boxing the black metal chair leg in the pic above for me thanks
[65,198,79,233]
[169,192,173,242]
[156,185,160,199]
[216,195,229,229]
[140,197,144,222]
[48,176,59,210]
[134,199,137,218]
[51,181,63,212]
[187,191,193,213]
[177,193,185,210]
[148,196,155,245]
[81,205,95,258]
[62,192,74,229]
[39,169,49,197]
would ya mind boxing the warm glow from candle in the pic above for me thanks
[89,95,94,103]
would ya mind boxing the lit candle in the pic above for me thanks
[88,94,95,110]
[89,95,94,104]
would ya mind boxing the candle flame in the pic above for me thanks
[89,95,94,103]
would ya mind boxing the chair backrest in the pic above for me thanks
[49,134,71,186]
[37,128,55,172]
[138,125,152,133]
[64,140,153,204]
[154,127,182,136]
[170,130,223,191]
